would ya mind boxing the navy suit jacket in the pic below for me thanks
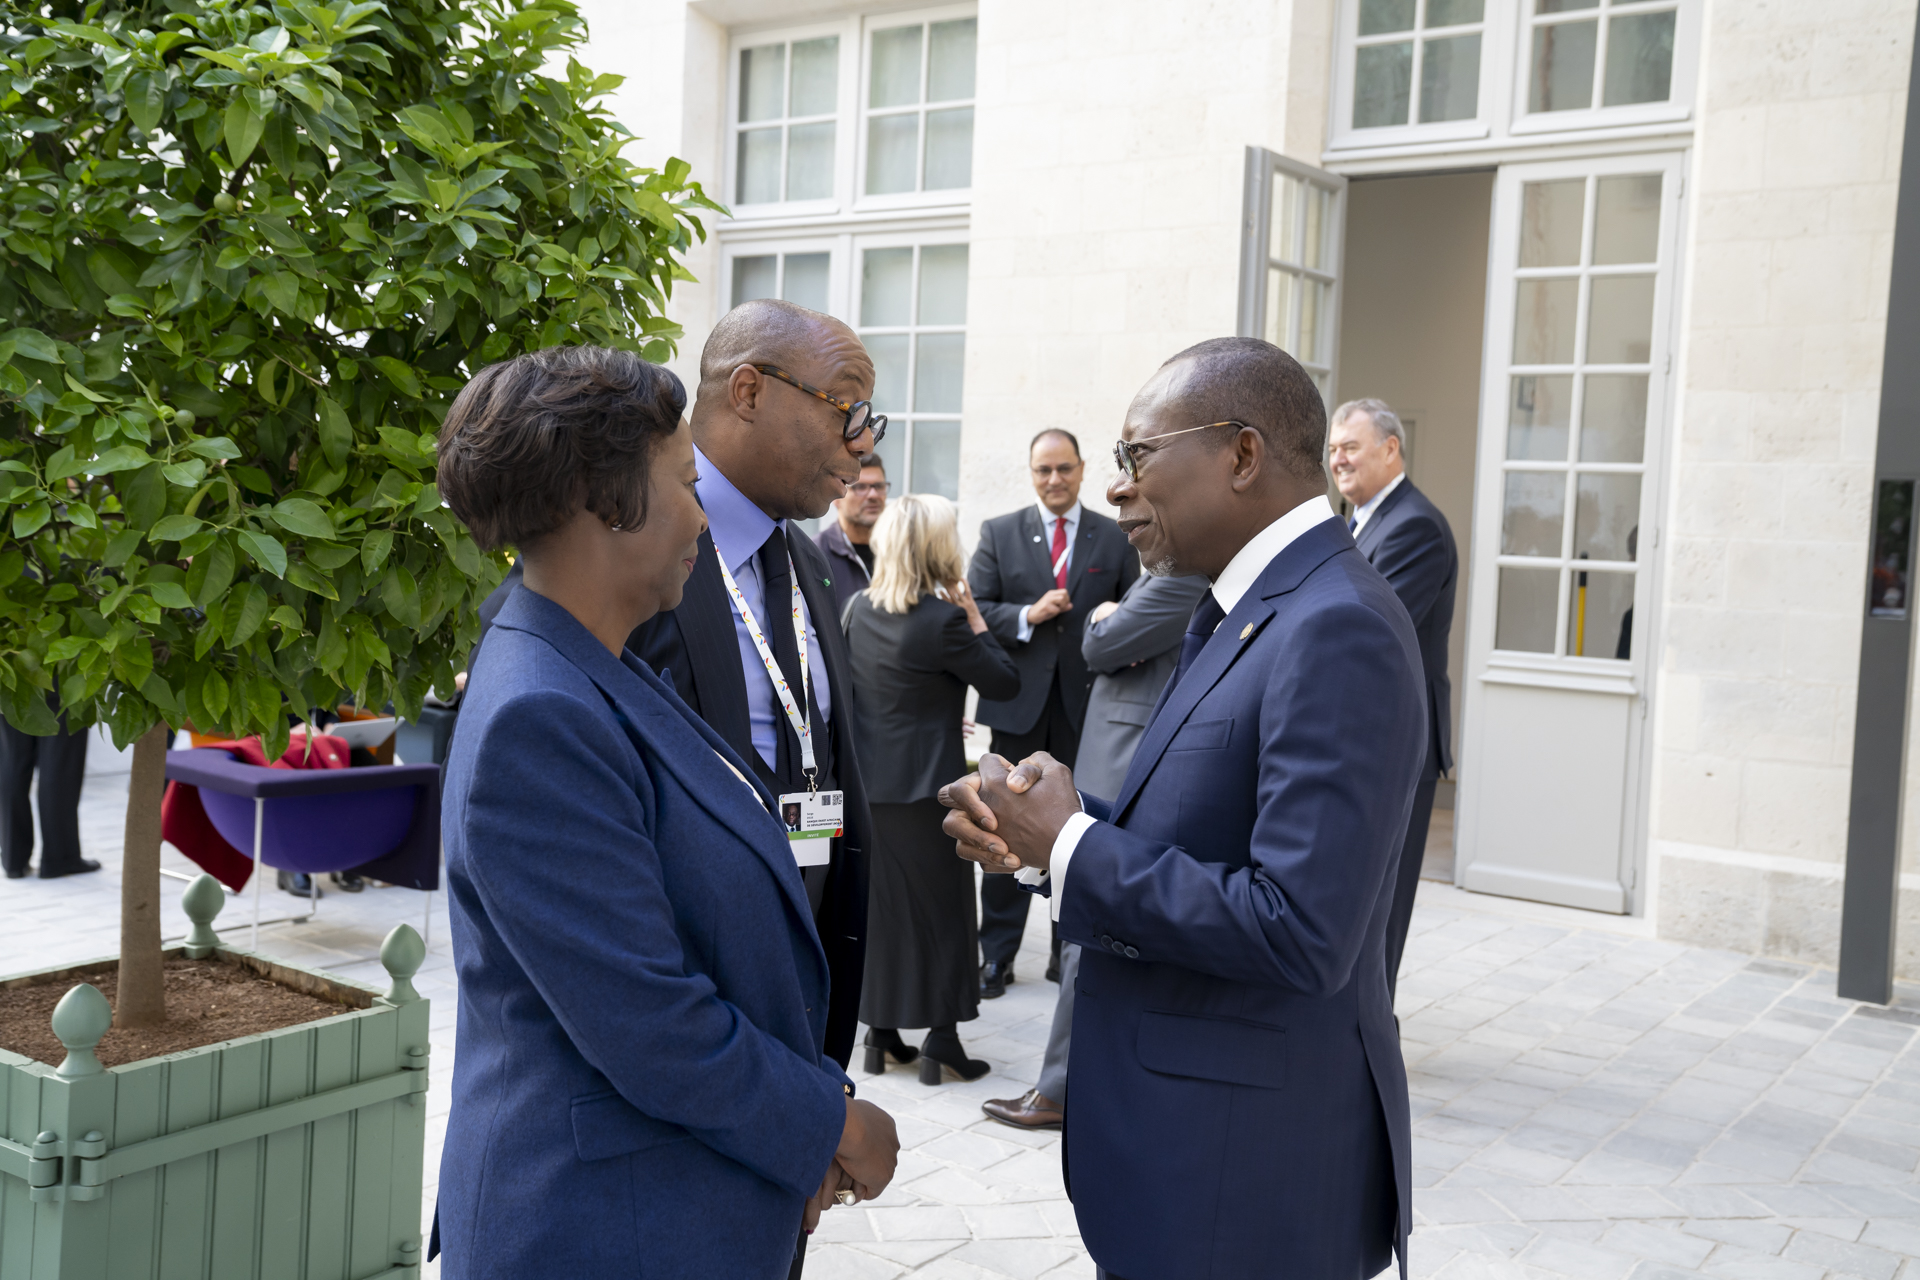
[1356,478,1458,774]
[970,505,1140,736]
[1056,518,1424,1280]
[437,589,849,1278]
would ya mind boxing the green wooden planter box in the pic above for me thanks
[0,877,430,1280]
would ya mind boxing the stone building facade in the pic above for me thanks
[581,0,1920,979]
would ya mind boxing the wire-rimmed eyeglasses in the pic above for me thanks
[754,365,888,446]
[1112,421,1245,482]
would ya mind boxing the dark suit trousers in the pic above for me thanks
[0,714,88,876]
[979,680,1080,969]
[1384,747,1440,1001]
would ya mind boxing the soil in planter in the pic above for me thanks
[0,958,354,1068]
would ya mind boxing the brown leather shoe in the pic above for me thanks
[981,1088,1062,1131]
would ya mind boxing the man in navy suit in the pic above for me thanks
[1329,398,1458,999]
[969,430,1139,996]
[942,338,1424,1280]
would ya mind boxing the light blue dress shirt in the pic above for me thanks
[694,443,833,772]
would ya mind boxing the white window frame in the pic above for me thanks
[1325,0,1700,163]
[725,18,859,218]
[1329,0,1498,152]
[1510,0,1698,136]
[723,4,976,225]
[1236,148,1348,403]
[855,4,979,214]
[851,230,970,499]
[1469,149,1685,684]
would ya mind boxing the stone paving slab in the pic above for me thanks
[3,778,1917,1278]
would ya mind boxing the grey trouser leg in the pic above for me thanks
[1035,942,1079,1103]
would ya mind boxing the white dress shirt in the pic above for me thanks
[1016,494,1339,917]
[1014,501,1082,643]
[1348,471,1405,539]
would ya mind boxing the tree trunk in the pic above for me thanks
[115,722,170,1028]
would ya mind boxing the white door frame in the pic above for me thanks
[1455,148,1688,915]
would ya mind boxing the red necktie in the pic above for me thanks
[1051,516,1069,590]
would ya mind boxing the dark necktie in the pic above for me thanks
[754,526,831,794]
[1164,590,1225,702]
[1348,513,1358,533]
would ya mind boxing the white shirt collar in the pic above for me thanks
[1037,500,1082,532]
[1350,471,1406,536]
[1210,495,1338,615]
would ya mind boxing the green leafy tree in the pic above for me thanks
[0,0,719,1023]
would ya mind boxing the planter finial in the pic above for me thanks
[181,873,226,958]
[52,983,113,1078]
[379,923,426,1006]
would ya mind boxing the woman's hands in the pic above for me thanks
[804,1097,900,1233]
[946,578,990,635]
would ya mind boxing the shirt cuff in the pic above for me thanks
[1016,605,1035,643]
[1041,810,1097,922]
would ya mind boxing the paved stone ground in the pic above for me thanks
[4,772,1917,1279]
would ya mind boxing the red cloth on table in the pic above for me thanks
[160,732,351,890]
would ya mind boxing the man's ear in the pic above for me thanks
[1228,425,1265,493]
[728,364,764,421]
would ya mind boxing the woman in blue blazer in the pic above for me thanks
[430,346,898,1278]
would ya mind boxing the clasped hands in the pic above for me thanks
[805,1097,899,1231]
[938,751,1083,875]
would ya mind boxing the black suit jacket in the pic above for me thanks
[843,594,1019,804]
[627,527,871,1069]
[814,519,872,625]
[969,506,1139,736]
[1356,478,1458,775]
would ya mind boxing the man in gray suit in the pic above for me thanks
[980,570,1207,1131]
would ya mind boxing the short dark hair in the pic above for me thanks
[1029,428,1081,459]
[858,451,885,473]
[437,346,686,552]
[1160,338,1326,484]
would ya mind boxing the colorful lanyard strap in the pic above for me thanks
[715,549,818,789]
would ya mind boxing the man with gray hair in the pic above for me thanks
[1327,396,1458,1000]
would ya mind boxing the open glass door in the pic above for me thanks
[1455,151,1684,913]
[1238,147,1347,398]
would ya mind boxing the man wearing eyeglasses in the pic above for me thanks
[968,429,1140,998]
[939,338,1423,1280]
[628,300,886,1279]
[818,453,888,622]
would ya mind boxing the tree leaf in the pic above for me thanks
[126,68,167,134]
[224,96,265,165]
[187,536,236,606]
[202,668,229,719]
[88,445,154,473]
[370,356,422,397]
[237,529,288,576]
[1,328,60,364]
[316,393,352,469]
[289,560,338,599]
[227,583,270,646]
[361,529,394,574]
[12,502,50,537]
[185,437,242,460]
[270,498,334,539]
[146,580,193,609]
[149,514,204,543]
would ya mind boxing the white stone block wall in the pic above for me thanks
[1652,0,1920,975]
[957,0,1332,544]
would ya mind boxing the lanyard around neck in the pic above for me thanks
[716,549,818,789]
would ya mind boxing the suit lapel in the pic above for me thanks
[1109,596,1274,821]
[1026,506,1057,585]
[1356,479,1412,556]
[677,529,756,762]
[1066,517,1103,597]
[1108,518,1351,821]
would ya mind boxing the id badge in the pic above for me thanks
[779,790,843,866]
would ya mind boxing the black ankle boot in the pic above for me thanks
[918,1027,990,1084]
[862,1027,919,1074]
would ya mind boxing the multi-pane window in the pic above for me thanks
[730,251,831,314]
[1494,171,1663,660]
[864,18,976,196]
[1526,0,1676,115]
[859,244,968,499]
[1353,0,1485,129]
[1254,158,1345,399]
[735,37,839,206]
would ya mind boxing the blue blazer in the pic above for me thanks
[1355,478,1458,775]
[1057,518,1424,1280]
[436,588,849,1279]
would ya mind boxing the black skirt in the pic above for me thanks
[858,796,980,1029]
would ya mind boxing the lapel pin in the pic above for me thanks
[1032,534,1042,543]
[1240,623,1254,640]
